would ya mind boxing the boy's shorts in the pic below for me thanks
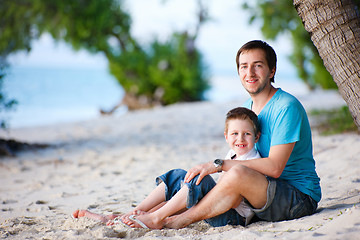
[157,169,318,227]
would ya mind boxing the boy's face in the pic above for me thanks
[225,118,259,157]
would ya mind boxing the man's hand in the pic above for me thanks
[184,162,216,185]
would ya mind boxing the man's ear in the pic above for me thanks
[270,67,276,79]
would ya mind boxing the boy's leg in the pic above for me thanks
[130,182,167,213]
[129,170,217,229]
[73,169,184,226]
[119,182,167,226]
[122,169,188,227]
[128,185,190,229]
[125,169,188,215]
[74,177,168,226]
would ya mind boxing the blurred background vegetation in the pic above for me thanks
[0,0,210,128]
[0,0,358,133]
[241,0,359,134]
[242,0,337,90]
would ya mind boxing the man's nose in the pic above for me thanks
[247,66,255,76]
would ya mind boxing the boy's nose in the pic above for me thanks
[238,134,245,141]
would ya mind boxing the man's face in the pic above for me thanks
[238,49,275,95]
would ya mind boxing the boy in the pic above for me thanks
[222,107,261,225]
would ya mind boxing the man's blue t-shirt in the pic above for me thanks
[244,88,321,202]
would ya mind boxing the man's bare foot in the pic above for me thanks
[164,215,189,229]
[128,213,165,229]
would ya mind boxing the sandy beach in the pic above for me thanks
[1,90,359,239]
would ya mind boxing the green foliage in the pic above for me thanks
[310,106,358,135]
[0,0,133,56]
[148,33,208,103]
[242,0,337,90]
[110,32,209,105]
[0,65,18,129]
[0,0,210,127]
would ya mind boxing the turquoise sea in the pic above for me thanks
[3,67,124,128]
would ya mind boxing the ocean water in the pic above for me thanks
[2,67,124,128]
[2,67,308,128]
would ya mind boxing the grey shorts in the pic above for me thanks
[251,177,318,222]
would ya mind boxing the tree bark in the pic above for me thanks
[294,0,360,129]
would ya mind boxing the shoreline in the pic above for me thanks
[1,89,346,136]
[1,90,359,239]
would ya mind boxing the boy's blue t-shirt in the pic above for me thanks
[244,88,321,202]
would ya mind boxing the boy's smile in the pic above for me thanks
[225,118,259,157]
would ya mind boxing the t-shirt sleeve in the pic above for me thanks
[270,105,302,146]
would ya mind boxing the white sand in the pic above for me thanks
[1,90,359,239]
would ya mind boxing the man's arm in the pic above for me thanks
[223,142,295,178]
[185,142,295,185]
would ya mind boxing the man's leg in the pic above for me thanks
[165,165,268,229]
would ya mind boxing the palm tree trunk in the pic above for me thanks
[293,0,360,130]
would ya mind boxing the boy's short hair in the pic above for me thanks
[225,107,260,135]
[235,40,277,83]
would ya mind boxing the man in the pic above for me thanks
[163,40,321,229]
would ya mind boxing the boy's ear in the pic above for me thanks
[255,132,261,143]
[224,132,229,142]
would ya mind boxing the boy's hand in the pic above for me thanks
[184,162,216,185]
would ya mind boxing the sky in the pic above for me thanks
[8,0,297,79]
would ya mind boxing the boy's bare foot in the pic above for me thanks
[72,209,121,224]
[72,209,88,218]
[105,209,148,226]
